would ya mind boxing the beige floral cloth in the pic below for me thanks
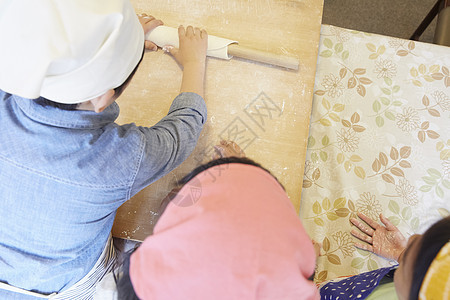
[300,25,450,283]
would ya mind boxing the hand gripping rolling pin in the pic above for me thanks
[145,26,299,70]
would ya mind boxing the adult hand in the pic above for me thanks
[137,14,163,51]
[350,212,407,261]
[166,26,208,69]
[213,140,246,159]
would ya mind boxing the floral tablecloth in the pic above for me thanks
[300,25,450,283]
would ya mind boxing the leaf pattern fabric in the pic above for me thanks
[300,25,450,283]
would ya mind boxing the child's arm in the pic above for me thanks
[167,26,208,98]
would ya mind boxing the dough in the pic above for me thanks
[145,26,237,60]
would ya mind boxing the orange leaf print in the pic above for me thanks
[359,77,372,85]
[421,121,430,130]
[312,168,321,180]
[357,85,366,97]
[303,179,312,188]
[354,166,366,179]
[323,237,331,252]
[391,167,405,177]
[418,130,426,143]
[399,160,411,168]
[327,254,341,265]
[400,146,411,158]
[372,158,381,172]
[352,125,366,132]
[342,119,351,127]
[426,130,440,139]
[443,66,450,76]
[431,73,444,80]
[379,152,388,166]
[382,173,395,184]
[351,112,360,123]
[428,108,440,117]
[348,77,357,89]
[317,271,328,282]
[390,147,399,160]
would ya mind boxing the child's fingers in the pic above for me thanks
[201,29,208,39]
[213,145,226,158]
[142,15,155,22]
[230,142,245,157]
[178,25,186,37]
[312,240,322,256]
[144,41,157,51]
[185,26,195,37]
[143,19,163,34]
[165,46,179,60]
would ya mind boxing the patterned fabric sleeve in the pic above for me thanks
[320,266,396,299]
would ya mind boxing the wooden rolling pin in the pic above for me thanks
[228,44,299,70]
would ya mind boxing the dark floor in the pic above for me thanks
[322,0,438,43]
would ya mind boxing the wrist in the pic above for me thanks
[395,247,407,262]
[182,61,206,71]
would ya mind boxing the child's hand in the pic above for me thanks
[312,240,322,258]
[213,140,245,159]
[166,26,208,69]
[350,212,407,261]
[137,14,163,51]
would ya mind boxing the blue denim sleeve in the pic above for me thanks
[129,92,207,197]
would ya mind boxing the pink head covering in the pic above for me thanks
[130,163,319,300]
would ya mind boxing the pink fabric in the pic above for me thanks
[130,163,319,300]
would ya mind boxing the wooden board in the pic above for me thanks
[112,0,324,241]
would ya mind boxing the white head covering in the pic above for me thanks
[0,0,144,104]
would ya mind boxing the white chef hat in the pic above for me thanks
[0,0,144,104]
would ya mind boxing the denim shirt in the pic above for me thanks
[0,90,206,296]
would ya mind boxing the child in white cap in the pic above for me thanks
[0,0,207,299]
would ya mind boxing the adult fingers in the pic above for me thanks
[380,213,397,231]
[357,212,380,230]
[351,229,373,244]
[351,217,375,236]
[354,242,374,253]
